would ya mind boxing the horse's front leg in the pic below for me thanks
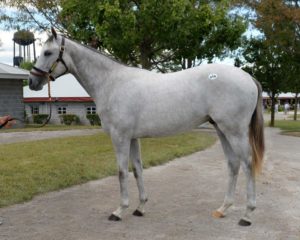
[130,139,148,217]
[108,135,131,221]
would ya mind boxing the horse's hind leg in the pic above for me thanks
[212,125,240,218]
[226,134,256,226]
[239,154,256,226]
[130,139,148,216]
[217,128,256,226]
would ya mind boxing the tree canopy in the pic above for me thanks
[238,0,300,123]
[241,37,288,126]
[0,0,247,71]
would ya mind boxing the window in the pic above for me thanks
[86,106,96,115]
[57,106,67,114]
[31,106,39,115]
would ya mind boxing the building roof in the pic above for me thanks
[24,74,90,98]
[262,92,296,99]
[24,97,93,103]
[0,62,29,79]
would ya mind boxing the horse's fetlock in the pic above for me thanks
[247,205,256,212]
[224,198,234,207]
[140,197,148,204]
[121,203,129,209]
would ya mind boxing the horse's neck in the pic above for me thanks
[66,39,126,99]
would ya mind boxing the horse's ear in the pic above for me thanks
[51,27,57,39]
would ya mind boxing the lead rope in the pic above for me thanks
[0,77,52,129]
[38,76,52,127]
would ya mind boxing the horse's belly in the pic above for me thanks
[134,110,208,138]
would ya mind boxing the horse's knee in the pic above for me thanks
[119,170,128,180]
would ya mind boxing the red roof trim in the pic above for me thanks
[24,97,94,103]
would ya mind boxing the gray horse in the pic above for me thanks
[29,28,264,226]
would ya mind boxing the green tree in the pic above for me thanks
[0,0,64,32]
[20,61,35,86]
[241,38,287,127]
[1,1,246,71]
[239,0,300,120]
[60,0,246,70]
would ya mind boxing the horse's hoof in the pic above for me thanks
[238,218,252,226]
[108,214,121,221]
[212,210,225,218]
[133,209,144,217]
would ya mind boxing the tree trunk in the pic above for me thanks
[270,92,276,127]
[187,58,193,69]
[182,59,186,70]
[293,92,299,121]
[140,39,152,70]
[181,58,194,69]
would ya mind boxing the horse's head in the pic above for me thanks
[29,28,69,90]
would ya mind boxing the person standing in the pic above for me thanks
[275,103,279,113]
[284,102,290,115]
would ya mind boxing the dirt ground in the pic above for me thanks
[0,128,299,240]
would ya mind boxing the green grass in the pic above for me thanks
[288,114,300,119]
[274,120,300,132]
[0,131,216,208]
[273,120,300,137]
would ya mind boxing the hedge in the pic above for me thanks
[86,114,101,126]
[32,114,49,124]
[60,114,80,125]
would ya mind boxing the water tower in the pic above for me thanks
[13,30,36,67]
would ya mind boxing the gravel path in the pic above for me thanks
[0,129,102,145]
[0,128,299,240]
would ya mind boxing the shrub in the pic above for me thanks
[33,114,49,124]
[60,114,80,125]
[86,114,101,126]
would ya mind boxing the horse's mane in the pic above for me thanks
[65,36,129,67]
[45,34,129,67]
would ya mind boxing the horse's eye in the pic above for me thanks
[44,51,52,57]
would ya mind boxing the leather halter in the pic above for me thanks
[30,37,68,81]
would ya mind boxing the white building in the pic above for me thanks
[24,74,97,125]
[262,92,297,109]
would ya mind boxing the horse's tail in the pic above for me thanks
[249,78,265,176]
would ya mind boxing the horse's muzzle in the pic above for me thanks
[28,76,43,91]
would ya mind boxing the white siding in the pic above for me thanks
[25,102,96,125]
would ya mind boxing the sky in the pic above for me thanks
[0,28,88,98]
[0,29,47,66]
